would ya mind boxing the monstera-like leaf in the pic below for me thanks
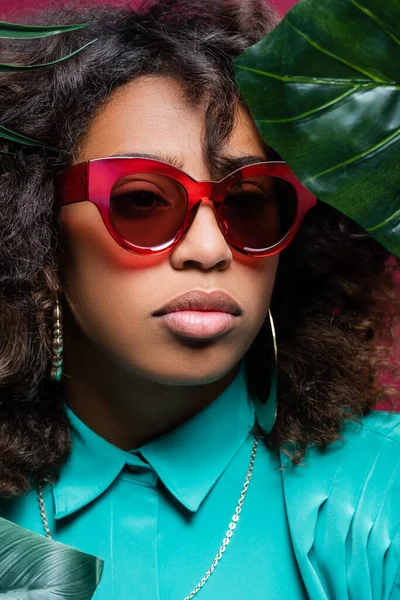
[0,125,62,152]
[0,39,96,73]
[0,517,103,599]
[0,20,97,152]
[234,0,400,257]
[0,21,90,39]
[0,21,97,71]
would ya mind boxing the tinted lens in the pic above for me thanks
[110,173,187,248]
[222,176,297,250]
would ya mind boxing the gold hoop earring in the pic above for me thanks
[252,308,278,434]
[50,292,63,382]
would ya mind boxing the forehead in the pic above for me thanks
[75,75,268,179]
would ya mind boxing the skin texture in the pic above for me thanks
[59,76,279,450]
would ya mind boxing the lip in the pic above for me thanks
[152,289,243,317]
[157,311,238,339]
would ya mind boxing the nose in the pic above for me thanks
[169,196,233,270]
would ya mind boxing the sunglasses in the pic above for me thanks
[56,157,317,257]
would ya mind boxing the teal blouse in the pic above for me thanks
[1,361,400,599]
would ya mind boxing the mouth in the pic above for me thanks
[153,289,242,339]
[153,289,243,317]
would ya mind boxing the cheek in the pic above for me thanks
[59,203,166,271]
[236,254,279,327]
[59,204,165,353]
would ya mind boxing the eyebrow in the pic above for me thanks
[215,154,270,177]
[109,152,185,170]
[108,152,269,178]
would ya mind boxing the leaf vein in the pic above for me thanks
[286,19,389,83]
[234,64,390,87]
[367,208,400,233]
[258,86,361,124]
[305,126,400,182]
[350,0,400,47]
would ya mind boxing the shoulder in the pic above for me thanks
[294,409,400,479]
[326,410,400,513]
[331,410,400,496]
[336,409,400,472]
[295,410,400,518]
[281,410,400,488]
[345,408,400,446]
[280,411,400,599]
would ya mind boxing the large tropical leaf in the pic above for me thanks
[0,21,90,39]
[233,0,400,257]
[0,39,97,72]
[0,517,103,599]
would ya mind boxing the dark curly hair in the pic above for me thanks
[0,0,399,498]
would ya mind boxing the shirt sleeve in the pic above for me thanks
[280,410,400,600]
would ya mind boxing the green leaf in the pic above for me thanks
[0,39,97,71]
[234,0,400,257]
[0,125,63,153]
[0,517,103,599]
[0,21,91,39]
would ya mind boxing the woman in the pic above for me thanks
[0,0,399,598]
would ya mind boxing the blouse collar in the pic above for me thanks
[52,360,271,519]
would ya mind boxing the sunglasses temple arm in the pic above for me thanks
[55,161,88,206]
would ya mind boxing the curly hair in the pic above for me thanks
[0,0,399,497]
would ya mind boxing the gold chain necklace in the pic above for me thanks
[37,435,259,599]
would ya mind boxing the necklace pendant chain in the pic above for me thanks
[183,435,259,599]
[37,435,259,599]
[37,482,52,540]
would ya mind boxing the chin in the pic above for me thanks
[118,353,241,386]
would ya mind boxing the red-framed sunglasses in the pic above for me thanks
[56,157,317,257]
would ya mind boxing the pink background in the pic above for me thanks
[0,0,296,18]
[273,0,297,13]
[1,0,399,409]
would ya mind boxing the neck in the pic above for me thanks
[62,311,240,451]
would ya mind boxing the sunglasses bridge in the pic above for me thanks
[184,184,225,232]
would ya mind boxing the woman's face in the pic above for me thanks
[59,76,279,385]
